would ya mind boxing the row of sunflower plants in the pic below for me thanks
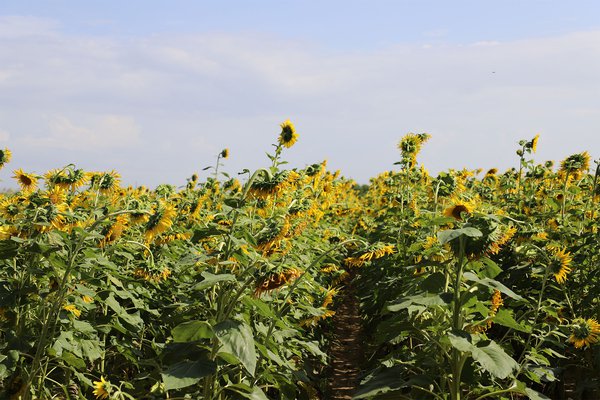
[350,134,599,399]
[0,123,367,399]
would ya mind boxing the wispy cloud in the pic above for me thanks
[1,15,599,186]
[21,114,140,150]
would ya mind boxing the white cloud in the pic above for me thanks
[1,18,599,186]
[22,114,140,150]
[0,16,59,38]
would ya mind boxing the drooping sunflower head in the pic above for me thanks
[144,203,177,242]
[547,246,572,284]
[254,268,301,296]
[220,148,229,159]
[568,318,600,349]
[526,134,540,153]
[13,169,38,192]
[560,151,591,175]
[92,376,111,399]
[0,148,12,168]
[443,201,474,221]
[278,119,298,148]
[89,171,121,193]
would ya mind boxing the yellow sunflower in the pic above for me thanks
[92,376,111,399]
[254,268,301,296]
[220,148,229,158]
[560,151,591,174]
[278,119,298,148]
[568,318,600,348]
[530,134,540,153]
[443,201,474,220]
[13,169,38,192]
[144,204,177,242]
[547,246,572,284]
[62,304,81,318]
[0,148,11,168]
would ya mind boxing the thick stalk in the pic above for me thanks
[450,235,466,400]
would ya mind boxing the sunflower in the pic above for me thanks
[89,171,121,194]
[560,151,591,175]
[278,119,298,148]
[254,268,301,296]
[220,148,229,158]
[13,169,38,192]
[0,148,11,168]
[46,186,67,205]
[528,134,540,153]
[443,201,474,220]
[547,246,572,284]
[62,304,81,318]
[92,376,111,399]
[397,133,431,168]
[144,204,177,242]
[568,318,600,348]
[486,225,517,255]
[99,214,128,248]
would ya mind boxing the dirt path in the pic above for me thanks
[326,277,365,399]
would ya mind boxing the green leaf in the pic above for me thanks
[161,359,217,391]
[387,293,447,312]
[353,366,432,399]
[214,319,257,376]
[192,272,236,291]
[0,240,18,259]
[480,257,502,278]
[438,227,482,245]
[226,383,270,400]
[420,272,446,293]
[80,339,103,362]
[61,350,86,369]
[493,309,531,333]
[525,387,551,400]
[448,334,518,379]
[172,320,213,342]
[463,272,524,301]
[0,350,19,379]
[72,319,96,335]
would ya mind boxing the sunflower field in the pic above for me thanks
[0,123,599,400]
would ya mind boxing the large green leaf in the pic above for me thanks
[387,293,447,312]
[463,272,524,301]
[214,319,257,376]
[448,334,518,379]
[161,359,217,391]
[438,227,482,245]
[354,366,432,399]
[172,320,213,342]
[226,383,269,400]
[192,272,236,291]
[493,309,531,333]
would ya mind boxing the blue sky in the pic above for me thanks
[1,1,599,187]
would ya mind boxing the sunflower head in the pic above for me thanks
[0,148,12,168]
[560,152,591,174]
[443,203,473,220]
[220,148,229,159]
[547,246,572,284]
[526,134,540,153]
[278,120,298,148]
[13,169,38,192]
[568,318,600,348]
[92,376,111,399]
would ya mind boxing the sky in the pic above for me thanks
[1,1,599,188]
